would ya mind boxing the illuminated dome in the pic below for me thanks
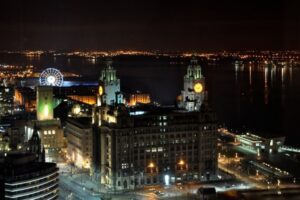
[39,68,64,87]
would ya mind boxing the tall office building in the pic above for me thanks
[178,58,205,111]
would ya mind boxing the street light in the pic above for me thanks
[178,159,185,166]
[148,162,155,168]
[147,161,156,174]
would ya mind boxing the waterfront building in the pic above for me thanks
[93,103,218,190]
[99,59,123,105]
[91,59,218,190]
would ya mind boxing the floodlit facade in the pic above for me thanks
[90,57,218,190]
[36,86,54,121]
[99,59,123,105]
[128,92,151,106]
[26,119,64,162]
[65,117,93,169]
[178,58,205,111]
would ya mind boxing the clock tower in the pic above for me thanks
[178,57,205,111]
[99,58,123,105]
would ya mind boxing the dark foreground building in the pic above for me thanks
[0,153,59,200]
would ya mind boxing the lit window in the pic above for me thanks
[270,139,273,146]
[121,163,128,169]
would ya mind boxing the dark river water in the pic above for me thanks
[1,54,300,147]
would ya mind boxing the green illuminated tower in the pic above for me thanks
[36,86,54,121]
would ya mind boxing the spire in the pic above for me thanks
[28,123,43,161]
[29,123,41,145]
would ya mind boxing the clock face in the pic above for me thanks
[98,86,103,96]
[194,82,203,93]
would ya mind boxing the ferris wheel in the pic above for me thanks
[39,68,64,87]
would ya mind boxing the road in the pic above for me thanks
[59,173,101,200]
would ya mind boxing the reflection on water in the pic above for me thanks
[207,61,299,147]
[264,67,269,105]
[249,65,252,86]
[0,54,299,147]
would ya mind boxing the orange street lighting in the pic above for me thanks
[148,162,155,168]
[178,159,185,165]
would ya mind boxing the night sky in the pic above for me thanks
[0,0,299,51]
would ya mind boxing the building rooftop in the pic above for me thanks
[66,117,92,129]
[237,132,285,142]
[0,153,57,182]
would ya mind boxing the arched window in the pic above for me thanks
[123,180,128,189]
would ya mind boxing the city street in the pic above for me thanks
[58,162,247,200]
